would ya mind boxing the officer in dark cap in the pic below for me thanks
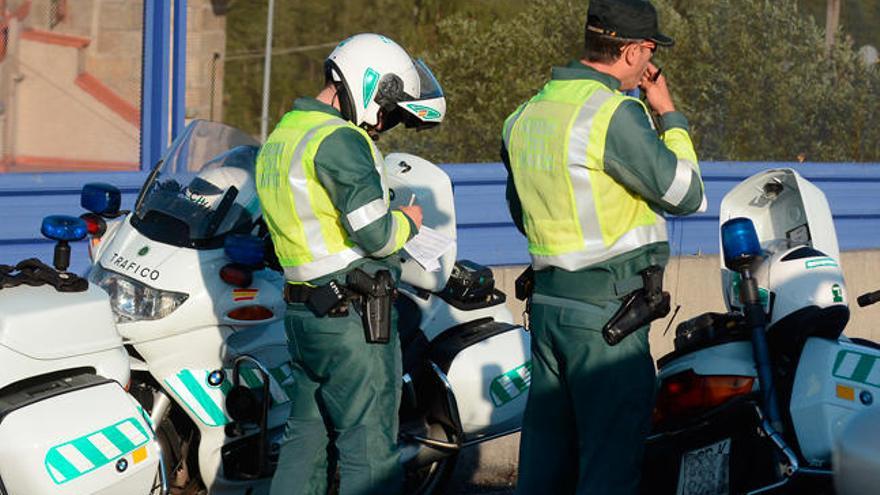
[502,1,705,493]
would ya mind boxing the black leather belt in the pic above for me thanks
[283,283,314,304]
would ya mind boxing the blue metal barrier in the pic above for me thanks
[1,163,879,274]
[445,162,880,266]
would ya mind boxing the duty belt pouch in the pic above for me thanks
[305,281,347,317]
[346,269,393,344]
[514,266,534,301]
[602,266,671,346]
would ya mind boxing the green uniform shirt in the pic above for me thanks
[291,98,417,284]
[502,61,702,303]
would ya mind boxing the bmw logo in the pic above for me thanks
[860,390,874,406]
[116,458,129,473]
[207,369,226,387]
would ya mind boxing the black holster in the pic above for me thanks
[346,269,394,344]
[602,266,671,346]
[515,266,535,301]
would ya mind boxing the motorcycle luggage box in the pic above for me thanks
[719,168,840,262]
[719,168,842,316]
[0,374,159,495]
[383,153,457,293]
[428,319,530,438]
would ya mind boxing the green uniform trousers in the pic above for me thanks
[269,303,403,495]
[515,293,657,495]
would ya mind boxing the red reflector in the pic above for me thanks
[79,212,107,237]
[220,264,253,288]
[227,305,274,321]
[653,370,755,425]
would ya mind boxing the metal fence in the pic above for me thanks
[2,162,879,275]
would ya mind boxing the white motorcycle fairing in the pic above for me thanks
[791,337,880,465]
[0,284,161,495]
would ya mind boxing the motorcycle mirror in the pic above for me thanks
[721,217,762,272]
[857,290,880,308]
[81,182,122,217]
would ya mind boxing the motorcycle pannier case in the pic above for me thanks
[0,374,160,495]
[719,168,848,343]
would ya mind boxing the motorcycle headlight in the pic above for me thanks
[90,265,189,323]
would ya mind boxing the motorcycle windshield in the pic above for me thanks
[133,120,261,247]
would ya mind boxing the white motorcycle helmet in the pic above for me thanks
[725,245,849,349]
[324,33,446,132]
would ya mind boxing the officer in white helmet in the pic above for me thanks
[255,33,445,495]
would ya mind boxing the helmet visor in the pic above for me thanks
[414,59,443,99]
[387,59,445,131]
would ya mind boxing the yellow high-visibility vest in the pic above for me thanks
[255,110,385,281]
[503,79,667,271]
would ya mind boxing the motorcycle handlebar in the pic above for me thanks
[857,290,880,308]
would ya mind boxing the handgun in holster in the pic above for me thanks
[346,269,394,344]
[602,266,671,346]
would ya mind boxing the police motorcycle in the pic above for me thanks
[640,168,880,495]
[79,119,531,494]
[0,218,165,494]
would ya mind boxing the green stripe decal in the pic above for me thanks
[71,437,108,466]
[45,450,80,484]
[806,257,839,269]
[166,363,295,427]
[219,377,234,395]
[179,370,228,426]
[853,355,876,383]
[490,361,532,407]
[102,424,136,453]
[833,350,880,388]
[44,418,150,485]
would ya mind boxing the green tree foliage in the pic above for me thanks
[382,0,585,162]
[798,0,880,48]
[225,0,879,163]
[657,0,880,161]
[223,0,528,136]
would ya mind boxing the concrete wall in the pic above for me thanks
[493,250,880,362]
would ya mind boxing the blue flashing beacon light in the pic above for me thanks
[224,234,265,267]
[721,217,762,271]
[81,182,122,217]
[41,215,88,242]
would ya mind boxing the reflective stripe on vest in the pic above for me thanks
[256,111,386,281]
[504,79,667,271]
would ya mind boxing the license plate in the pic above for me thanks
[676,438,731,495]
